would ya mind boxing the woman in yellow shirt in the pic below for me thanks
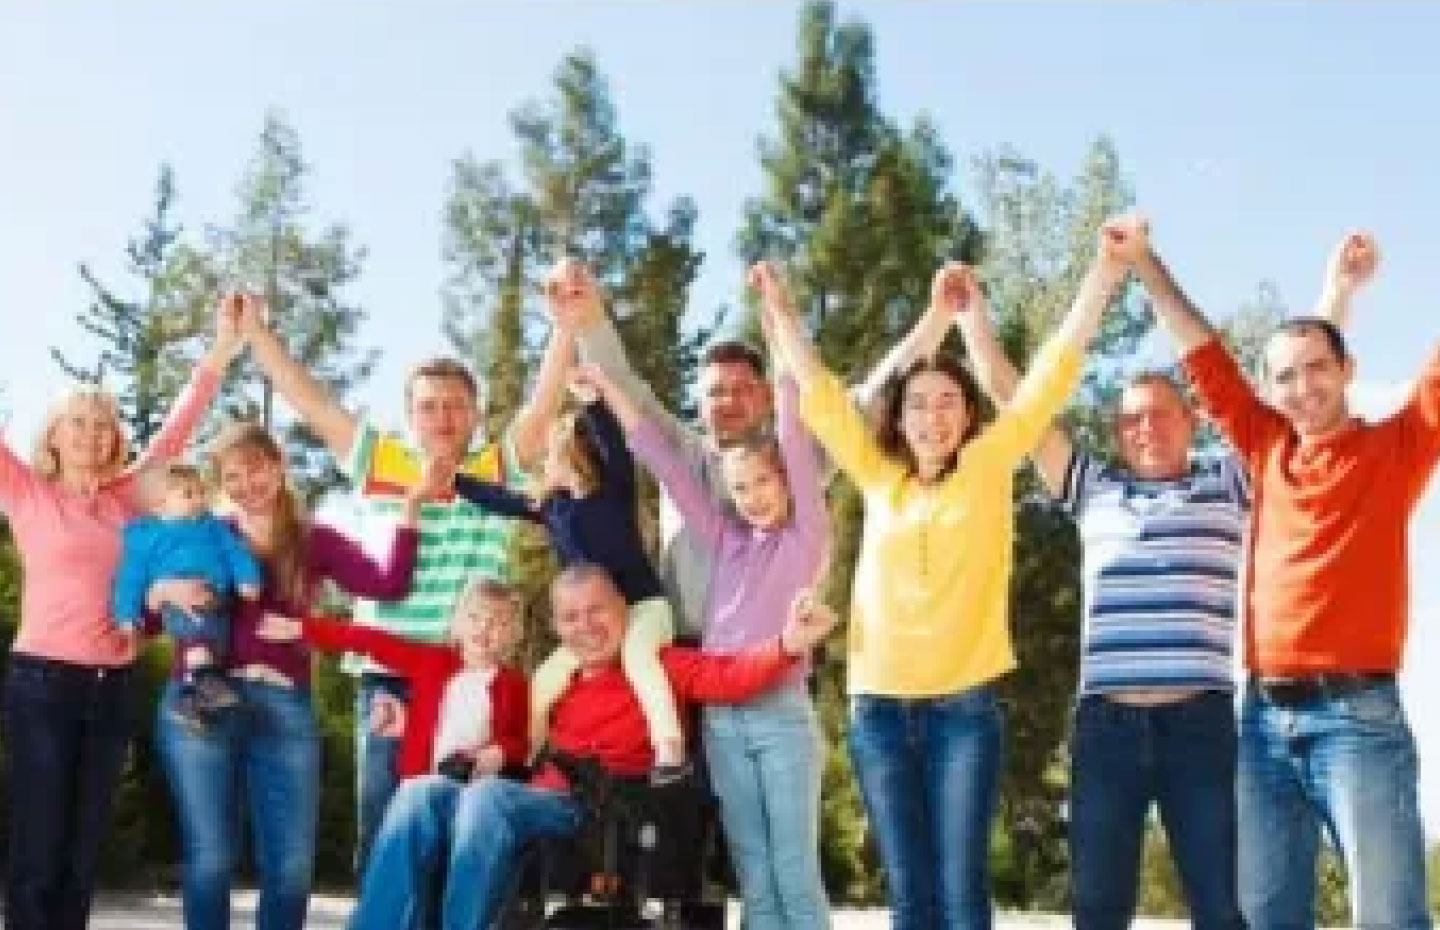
[757,215,1139,930]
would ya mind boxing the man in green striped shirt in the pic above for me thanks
[246,307,573,868]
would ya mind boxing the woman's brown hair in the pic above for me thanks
[545,407,604,498]
[208,421,310,606]
[876,355,989,480]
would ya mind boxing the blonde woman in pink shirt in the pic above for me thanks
[0,297,243,930]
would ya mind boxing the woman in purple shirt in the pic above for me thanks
[147,420,437,930]
[575,263,832,930]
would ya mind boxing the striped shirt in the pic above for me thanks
[1060,448,1248,696]
[342,420,520,673]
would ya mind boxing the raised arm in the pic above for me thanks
[242,294,357,460]
[852,299,952,422]
[507,323,575,474]
[750,261,894,487]
[974,219,1132,464]
[1130,226,1219,356]
[133,295,244,470]
[548,258,696,448]
[1311,231,1378,329]
[579,399,637,503]
[577,363,727,545]
[941,265,1072,496]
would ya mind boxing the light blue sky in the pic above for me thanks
[3,1,1440,834]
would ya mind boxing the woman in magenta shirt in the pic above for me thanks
[148,418,429,930]
[0,304,242,930]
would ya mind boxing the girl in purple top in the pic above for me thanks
[575,265,832,930]
[147,420,433,930]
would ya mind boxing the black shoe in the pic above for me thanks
[649,761,691,788]
[438,753,475,782]
[191,670,240,712]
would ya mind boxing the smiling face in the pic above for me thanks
[899,368,971,479]
[550,570,628,670]
[214,439,287,518]
[698,352,772,447]
[1115,377,1195,480]
[40,391,125,479]
[1263,325,1354,438]
[449,591,520,667]
[406,369,482,462]
[722,442,791,531]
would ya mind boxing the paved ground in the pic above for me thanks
[79,892,1198,928]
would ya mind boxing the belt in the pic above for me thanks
[1251,671,1394,706]
[9,652,132,682]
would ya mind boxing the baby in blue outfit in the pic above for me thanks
[113,462,263,729]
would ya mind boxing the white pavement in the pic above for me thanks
[80,892,1199,929]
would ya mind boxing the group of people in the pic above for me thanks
[0,209,1433,930]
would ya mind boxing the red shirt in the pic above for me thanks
[532,641,796,792]
[1183,338,1440,673]
[302,618,528,779]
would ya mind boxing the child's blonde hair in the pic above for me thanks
[449,576,524,658]
[31,385,128,480]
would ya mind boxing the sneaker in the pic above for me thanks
[191,670,240,712]
[649,761,691,788]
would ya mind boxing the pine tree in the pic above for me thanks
[207,111,374,499]
[51,166,204,448]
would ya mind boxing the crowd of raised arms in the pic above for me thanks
[2,212,1433,930]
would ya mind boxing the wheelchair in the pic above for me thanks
[497,749,729,930]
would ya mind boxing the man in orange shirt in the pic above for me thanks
[1146,225,1434,929]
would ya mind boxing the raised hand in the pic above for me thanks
[1098,212,1150,272]
[930,263,983,317]
[780,589,839,655]
[747,260,797,338]
[1324,230,1379,296]
[544,258,604,332]
[210,292,248,365]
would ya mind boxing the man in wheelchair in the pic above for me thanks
[348,563,836,930]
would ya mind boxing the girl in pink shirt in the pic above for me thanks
[0,299,242,930]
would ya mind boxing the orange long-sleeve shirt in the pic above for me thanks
[1182,338,1440,674]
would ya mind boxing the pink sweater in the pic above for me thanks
[0,366,221,666]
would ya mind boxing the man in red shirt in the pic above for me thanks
[1147,225,1435,929]
[348,563,836,930]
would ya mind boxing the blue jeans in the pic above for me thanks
[351,775,584,930]
[160,604,229,677]
[355,672,410,873]
[1237,678,1432,930]
[703,683,830,930]
[1068,690,1243,930]
[847,685,1003,930]
[1,654,135,930]
[156,678,320,930]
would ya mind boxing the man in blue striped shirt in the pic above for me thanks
[922,230,1358,930]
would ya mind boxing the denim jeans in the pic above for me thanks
[703,683,830,930]
[355,672,410,873]
[1237,679,1432,930]
[155,678,321,930]
[351,775,584,930]
[847,685,1003,930]
[1068,690,1243,930]
[1,653,135,930]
